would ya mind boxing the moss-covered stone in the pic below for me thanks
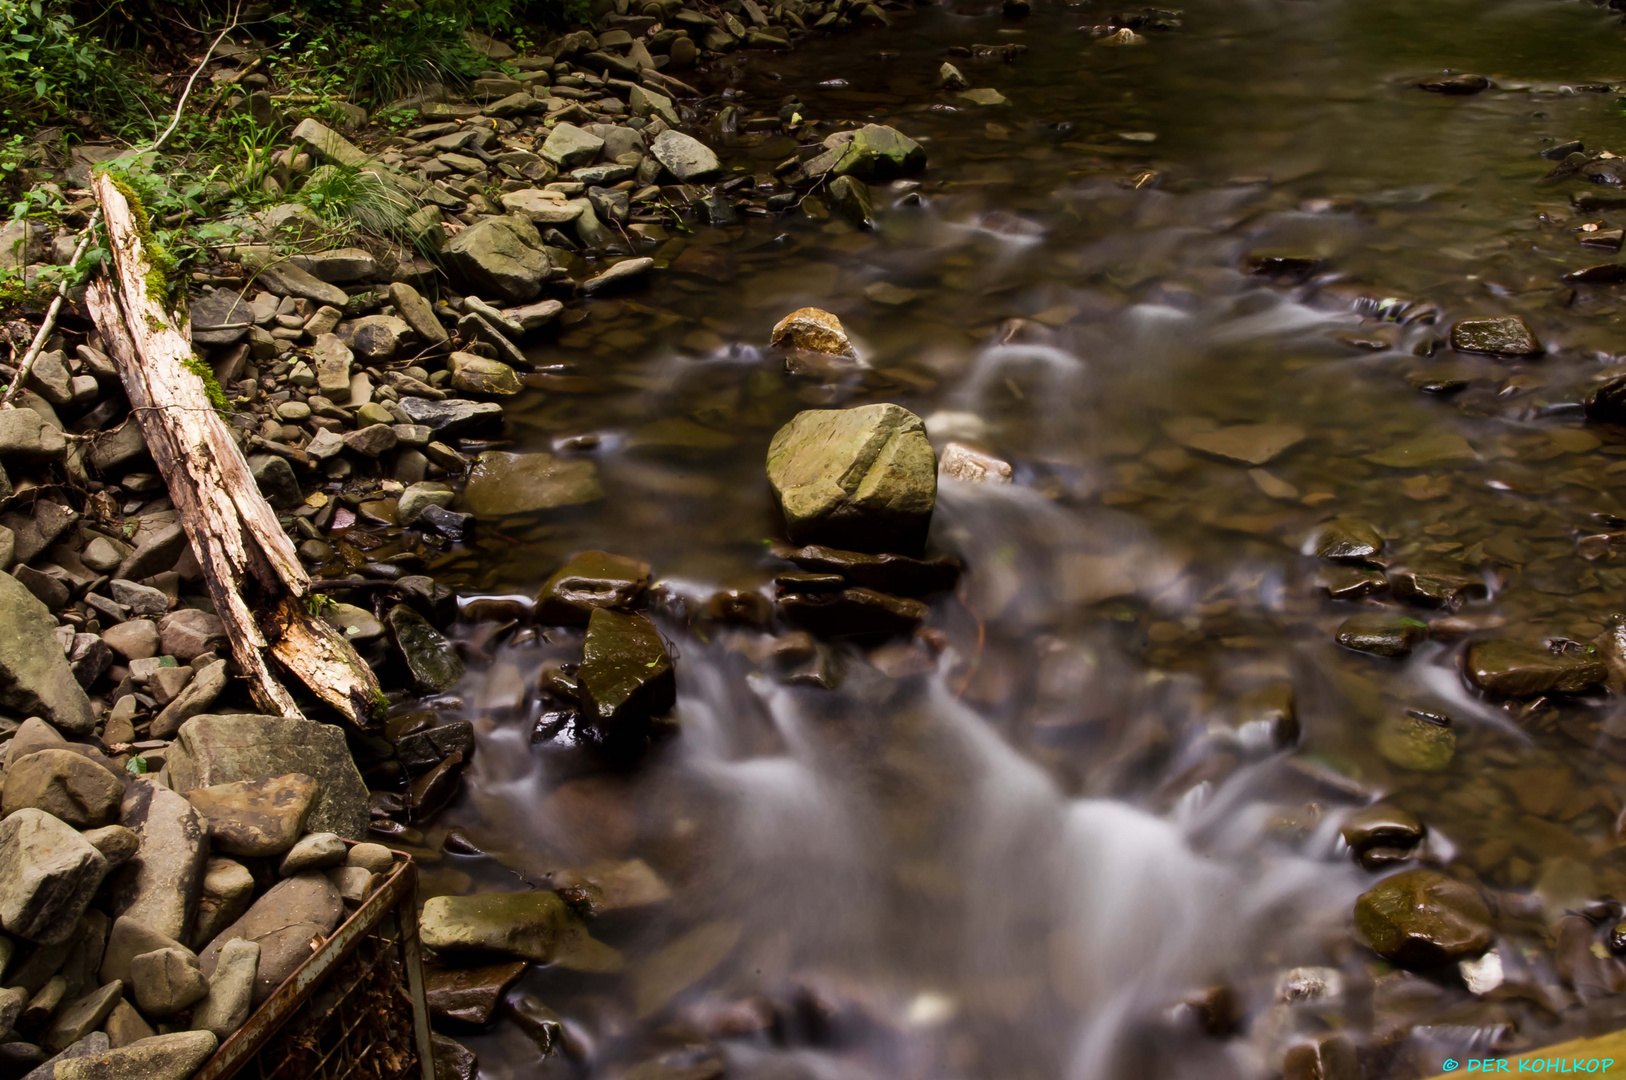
[578,609,675,738]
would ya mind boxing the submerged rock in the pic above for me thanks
[1585,374,1626,426]
[1416,72,1490,94]
[419,891,620,971]
[1375,711,1455,772]
[766,404,937,554]
[1334,612,1428,658]
[1354,868,1491,967]
[778,587,928,639]
[1449,315,1541,358]
[1165,418,1305,466]
[1312,518,1384,563]
[536,550,652,625]
[461,452,603,517]
[578,609,675,739]
[769,542,960,596]
[1464,640,1606,697]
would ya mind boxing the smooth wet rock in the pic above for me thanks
[441,217,550,303]
[167,713,369,839]
[190,938,258,1041]
[1465,640,1607,697]
[766,404,937,555]
[433,1033,478,1080]
[199,874,343,1003]
[650,129,722,182]
[1341,804,1424,866]
[770,307,855,358]
[1388,569,1478,609]
[1354,868,1491,967]
[53,1029,217,1080]
[185,774,318,858]
[939,442,1012,483]
[1,748,122,828]
[0,809,107,944]
[1313,518,1383,563]
[397,396,504,438]
[578,609,675,739]
[770,542,959,596]
[1322,566,1388,599]
[1449,315,1541,358]
[387,604,464,693]
[462,451,603,517]
[536,551,652,625]
[1585,375,1626,426]
[1417,72,1490,95]
[111,781,207,943]
[1375,711,1456,772]
[419,891,620,972]
[424,960,528,1025]
[0,570,95,735]
[1282,1033,1359,1080]
[1334,612,1428,658]
[778,588,928,639]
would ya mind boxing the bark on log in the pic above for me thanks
[87,172,385,728]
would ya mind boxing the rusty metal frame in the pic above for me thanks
[192,850,435,1080]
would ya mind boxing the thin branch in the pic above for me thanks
[149,1,243,155]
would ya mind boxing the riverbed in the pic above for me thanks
[416,2,1626,1076]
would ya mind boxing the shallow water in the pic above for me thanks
[403,2,1626,1076]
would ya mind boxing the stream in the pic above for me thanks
[410,1,1626,1076]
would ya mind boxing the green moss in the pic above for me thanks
[105,171,179,308]
[182,353,229,413]
[370,688,390,723]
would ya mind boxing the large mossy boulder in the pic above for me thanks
[440,216,550,303]
[766,403,937,555]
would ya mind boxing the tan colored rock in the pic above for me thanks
[770,307,856,358]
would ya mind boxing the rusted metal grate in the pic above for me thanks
[193,850,434,1080]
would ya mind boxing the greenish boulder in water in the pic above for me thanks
[578,609,675,738]
[1375,711,1455,772]
[1312,518,1383,563]
[387,604,464,693]
[1449,315,1542,358]
[830,124,926,181]
[1353,868,1491,968]
[827,175,875,230]
[0,569,95,735]
[1464,639,1606,697]
[461,452,603,517]
[766,403,937,554]
[420,891,621,971]
[1334,612,1427,658]
[536,551,652,625]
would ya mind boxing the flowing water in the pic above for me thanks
[396,2,1626,1075]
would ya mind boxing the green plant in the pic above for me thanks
[294,162,415,243]
[273,0,487,105]
[0,0,161,137]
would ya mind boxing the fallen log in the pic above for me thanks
[86,171,385,727]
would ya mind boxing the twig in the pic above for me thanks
[149,2,243,155]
